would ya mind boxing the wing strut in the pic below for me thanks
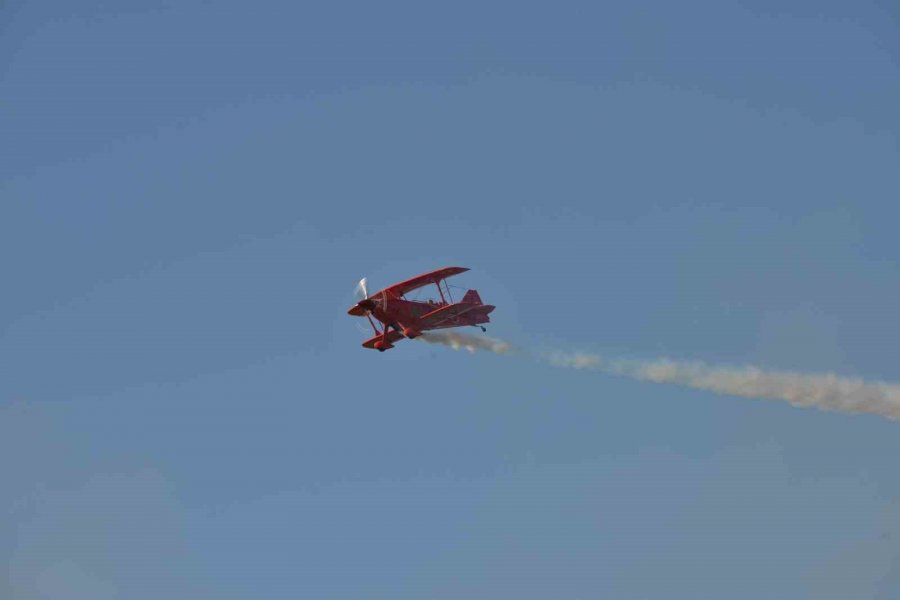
[366,313,381,335]
[443,279,454,303]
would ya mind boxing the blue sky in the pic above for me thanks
[3,0,900,597]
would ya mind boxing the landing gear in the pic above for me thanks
[480,326,487,332]
[379,324,393,350]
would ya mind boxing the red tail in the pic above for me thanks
[461,289,483,305]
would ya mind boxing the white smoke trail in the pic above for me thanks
[417,332,900,420]
[548,352,900,420]
[417,331,515,354]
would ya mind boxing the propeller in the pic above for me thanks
[354,276,388,313]
[353,276,378,314]
[355,277,369,300]
[352,277,375,334]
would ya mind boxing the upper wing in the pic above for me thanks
[378,267,469,298]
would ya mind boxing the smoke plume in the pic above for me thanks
[418,331,515,355]
[416,332,900,420]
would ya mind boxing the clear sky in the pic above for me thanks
[3,0,900,597]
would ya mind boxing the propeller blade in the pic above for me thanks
[355,277,369,300]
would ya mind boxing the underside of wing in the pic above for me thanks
[379,266,469,298]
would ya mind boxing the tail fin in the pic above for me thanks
[461,289,483,305]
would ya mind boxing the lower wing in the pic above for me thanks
[361,329,405,349]
[417,303,493,331]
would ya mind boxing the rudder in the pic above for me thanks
[461,289,482,305]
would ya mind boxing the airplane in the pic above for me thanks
[348,266,495,351]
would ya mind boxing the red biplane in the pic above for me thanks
[348,267,495,351]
